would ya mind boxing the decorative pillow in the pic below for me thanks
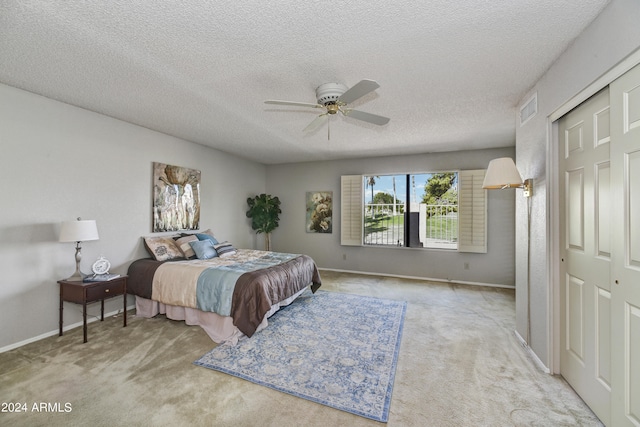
[199,228,216,237]
[174,235,198,259]
[214,241,237,258]
[143,236,184,261]
[189,239,218,260]
[195,232,219,245]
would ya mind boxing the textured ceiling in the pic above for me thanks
[0,0,610,164]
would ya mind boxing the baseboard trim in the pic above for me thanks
[0,304,136,353]
[513,329,550,374]
[319,268,516,289]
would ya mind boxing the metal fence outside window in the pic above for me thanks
[364,203,457,249]
[364,204,405,246]
[424,204,458,246]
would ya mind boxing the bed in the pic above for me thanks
[127,236,321,345]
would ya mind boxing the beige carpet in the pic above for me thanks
[0,271,602,427]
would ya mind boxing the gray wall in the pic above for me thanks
[0,84,267,350]
[515,0,640,369]
[267,147,517,286]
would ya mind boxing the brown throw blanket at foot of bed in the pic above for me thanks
[231,254,321,337]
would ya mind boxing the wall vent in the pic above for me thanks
[520,92,537,126]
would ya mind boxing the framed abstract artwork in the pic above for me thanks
[306,191,332,233]
[152,162,201,232]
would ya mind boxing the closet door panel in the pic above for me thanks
[610,62,640,427]
[559,87,611,424]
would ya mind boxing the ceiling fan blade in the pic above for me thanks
[344,109,390,126]
[338,79,380,104]
[265,100,323,109]
[303,114,328,133]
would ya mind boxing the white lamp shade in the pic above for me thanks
[482,157,524,189]
[59,219,99,242]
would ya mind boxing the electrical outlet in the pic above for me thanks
[464,262,470,270]
[343,254,347,261]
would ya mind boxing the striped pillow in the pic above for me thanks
[213,242,237,258]
[174,235,198,259]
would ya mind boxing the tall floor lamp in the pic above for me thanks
[482,157,533,345]
[59,218,99,281]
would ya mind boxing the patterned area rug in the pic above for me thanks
[194,290,406,422]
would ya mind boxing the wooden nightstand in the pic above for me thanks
[58,275,128,343]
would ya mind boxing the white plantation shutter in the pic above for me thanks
[458,169,487,253]
[341,175,363,246]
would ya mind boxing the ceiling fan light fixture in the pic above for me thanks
[326,103,339,114]
[315,83,348,105]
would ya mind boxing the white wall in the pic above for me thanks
[515,0,640,369]
[0,84,266,350]
[267,147,517,286]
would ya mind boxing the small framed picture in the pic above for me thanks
[306,191,332,233]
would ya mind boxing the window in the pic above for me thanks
[341,170,486,253]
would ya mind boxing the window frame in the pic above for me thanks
[341,170,487,253]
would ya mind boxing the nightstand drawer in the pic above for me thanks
[86,279,125,302]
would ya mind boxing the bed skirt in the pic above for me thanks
[134,285,309,345]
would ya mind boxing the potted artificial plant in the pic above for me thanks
[246,193,281,251]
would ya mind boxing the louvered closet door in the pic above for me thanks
[559,87,612,424]
[610,62,640,427]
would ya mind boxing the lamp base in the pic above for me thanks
[65,243,87,282]
[65,265,87,282]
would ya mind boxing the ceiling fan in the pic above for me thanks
[265,79,390,139]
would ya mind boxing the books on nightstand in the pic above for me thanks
[83,273,121,282]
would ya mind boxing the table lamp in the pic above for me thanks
[59,218,99,281]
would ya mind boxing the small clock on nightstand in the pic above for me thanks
[91,256,111,275]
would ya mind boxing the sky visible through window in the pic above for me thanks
[364,174,433,204]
